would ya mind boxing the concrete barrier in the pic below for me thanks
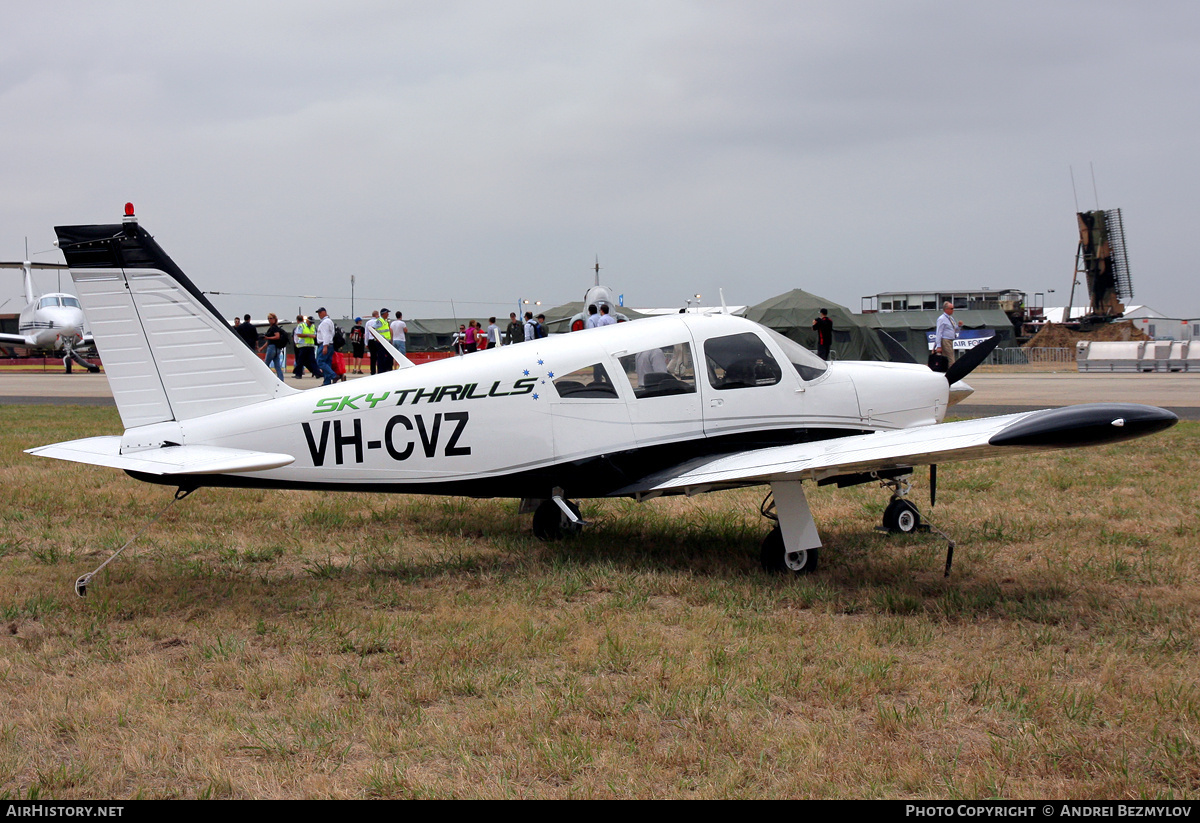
[1077,340,1198,372]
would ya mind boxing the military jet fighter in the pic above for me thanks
[28,206,1177,591]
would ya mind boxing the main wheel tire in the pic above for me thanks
[760,526,819,575]
[532,498,582,541]
[882,498,920,534]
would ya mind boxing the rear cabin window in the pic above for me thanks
[703,332,783,390]
[552,362,619,398]
[617,342,696,398]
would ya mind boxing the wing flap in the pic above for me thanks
[616,404,1177,496]
[26,436,294,475]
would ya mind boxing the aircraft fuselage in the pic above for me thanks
[124,313,951,499]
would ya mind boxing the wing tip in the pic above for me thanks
[988,403,1177,448]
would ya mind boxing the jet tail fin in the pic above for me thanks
[55,209,297,429]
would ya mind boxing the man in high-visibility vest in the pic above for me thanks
[370,308,393,373]
[292,314,321,379]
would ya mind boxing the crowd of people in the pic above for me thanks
[232,303,566,384]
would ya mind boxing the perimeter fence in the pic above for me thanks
[981,347,1074,367]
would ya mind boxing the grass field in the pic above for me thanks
[1,405,1197,799]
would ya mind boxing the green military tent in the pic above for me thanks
[743,290,896,361]
[855,309,1015,364]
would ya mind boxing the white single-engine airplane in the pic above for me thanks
[28,206,1177,592]
[0,258,100,372]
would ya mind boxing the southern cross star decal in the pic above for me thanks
[523,357,553,400]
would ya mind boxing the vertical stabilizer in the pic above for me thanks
[55,210,296,429]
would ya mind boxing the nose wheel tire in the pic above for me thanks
[882,498,921,534]
[532,498,582,541]
[760,526,818,575]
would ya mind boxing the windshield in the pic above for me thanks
[38,296,62,309]
[61,296,81,309]
[762,327,829,381]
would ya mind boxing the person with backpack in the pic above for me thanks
[263,313,287,381]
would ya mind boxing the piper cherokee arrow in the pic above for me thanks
[27,205,1177,593]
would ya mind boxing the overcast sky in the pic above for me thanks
[2,1,1197,323]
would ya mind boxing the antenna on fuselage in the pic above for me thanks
[719,288,729,315]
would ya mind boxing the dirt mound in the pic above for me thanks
[1023,320,1149,348]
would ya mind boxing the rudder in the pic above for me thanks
[55,208,296,429]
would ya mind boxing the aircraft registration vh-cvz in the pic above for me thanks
[27,205,1178,595]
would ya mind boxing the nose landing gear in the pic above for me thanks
[877,476,927,535]
[876,473,957,576]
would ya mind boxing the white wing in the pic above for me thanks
[616,404,1177,497]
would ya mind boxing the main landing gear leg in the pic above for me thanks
[759,481,820,574]
[531,488,585,541]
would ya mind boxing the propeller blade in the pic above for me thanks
[929,464,937,507]
[944,334,1001,385]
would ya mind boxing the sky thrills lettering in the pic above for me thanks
[312,379,537,413]
[313,392,391,414]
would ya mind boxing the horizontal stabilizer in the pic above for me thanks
[26,437,294,475]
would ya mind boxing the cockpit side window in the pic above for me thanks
[762,327,829,381]
[703,332,783,390]
[553,362,620,398]
[617,342,696,398]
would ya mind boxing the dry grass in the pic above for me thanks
[0,405,1197,799]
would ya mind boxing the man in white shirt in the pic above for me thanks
[584,304,601,329]
[597,304,617,326]
[390,311,408,356]
[315,307,337,386]
[934,302,963,366]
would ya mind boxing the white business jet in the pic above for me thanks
[0,257,100,372]
[27,205,1177,593]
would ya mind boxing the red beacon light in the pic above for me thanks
[122,202,138,232]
